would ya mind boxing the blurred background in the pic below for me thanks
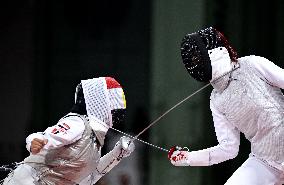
[0,0,284,184]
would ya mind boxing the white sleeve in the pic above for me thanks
[42,115,85,149]
[26,114,86,150]
[187,102,240,166]
[250,56,284,89]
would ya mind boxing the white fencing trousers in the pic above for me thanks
[225,156,284,185]
[2,164,36,185]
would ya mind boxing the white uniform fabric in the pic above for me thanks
[170,54,284,184]
[209,47,232,81]
[14,113,133,185]
[79,136,135,185]
[2,164,36,185]
[180,56,284,167]
[4,77,132,185]
[4,114,88,185]
[26,113,85,152]
[225,155,284,185]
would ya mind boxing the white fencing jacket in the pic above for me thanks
[186,56,284,168]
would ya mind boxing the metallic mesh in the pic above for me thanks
[180,27,238,82]
[81,77,126,127]
[181,33,212,82]
[82,77,112,127]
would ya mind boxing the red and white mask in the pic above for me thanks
[81,77,126,145]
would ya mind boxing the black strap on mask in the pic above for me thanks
[71,83,87,115]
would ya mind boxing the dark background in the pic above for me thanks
[0,0,283,184]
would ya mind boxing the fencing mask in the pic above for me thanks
[180,27,238,82]
[81,77,126,146]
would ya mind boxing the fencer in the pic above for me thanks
[3,77,135,185]
[168,27,284,185]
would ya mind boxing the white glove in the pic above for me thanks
[112,136,135,159]
[168,146,190,166]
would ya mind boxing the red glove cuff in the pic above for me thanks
[168,146,177,159]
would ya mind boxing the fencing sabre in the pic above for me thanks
[110,81,211,153]
[0,65,239,173]
[114,64,240,153]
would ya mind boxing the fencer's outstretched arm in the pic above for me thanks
[79,136,135,185]
[169,102,240,166]
[168,56,284,167]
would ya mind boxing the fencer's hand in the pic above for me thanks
[168,146,190,166]
[31,138,48,154]
[113,136,135,159]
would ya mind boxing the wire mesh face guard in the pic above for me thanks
[181,32,212,82]
[111,109,126,125]
[181,27,237,82]
[81,77,126,128]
